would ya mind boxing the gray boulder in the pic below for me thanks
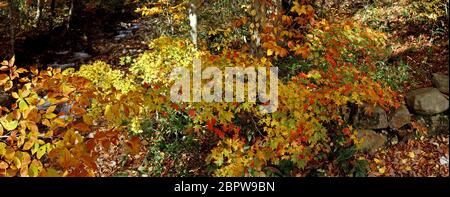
[432,73,449,94]
[357,130,387,153]
[388,105,411,129]
[406,87,449,115]
[430,114,449,135]
[353,105,389,129]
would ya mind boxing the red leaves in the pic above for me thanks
[205,118,224,138]
[171,103,180,111]
[206,118,216,131]
[342,128,350,136]
[213,129,225,139]
[325,54,337,68]
[298,72,308,78]
[188,109,196,118]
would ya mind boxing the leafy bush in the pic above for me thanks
[207,64,400,176]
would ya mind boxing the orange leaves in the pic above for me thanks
[70,105,86,116]
[0,73,8,86]
[325,54,337,68]
[282,15,293,26]
[263,41,288,57]
[125,136,141,155]
[71,122,91,133]
[293,43,310,59]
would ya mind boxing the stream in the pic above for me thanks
[13,10,149,69]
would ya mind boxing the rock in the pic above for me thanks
[72,52,92,60]
[357,130,387,153]
[406,87,449,115]
[430,114,449,135]
[92,41,116,55]
[432,73,449,94]
[353,105,389,129]
[388,105,411,129]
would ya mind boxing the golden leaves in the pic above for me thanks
[0,115,18,131]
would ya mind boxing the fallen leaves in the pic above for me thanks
[364,135,449,177]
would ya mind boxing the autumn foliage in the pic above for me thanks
[3,0,442,177]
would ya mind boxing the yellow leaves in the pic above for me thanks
[408,151,415,158]
[374,158,382,164]
[267,49,274,56]
[23,140,34,151]
[0,161,8,170]
[36,146,46,159]
[290,1,305,15]
[4,146,15,162]
[307,70,322,80]
[136,6,164,17]
[104,104,114,121]
[0,142,5,156]
[262,42,288,58]
[378,166,386,174]
[62,83,76,95]
[290,1,314,16]
[3,80,13,91]
[13,156,21,169]
[0,115,18,131]
[28,160,42,177]
[44,113,57,119]
[30,66,39,75]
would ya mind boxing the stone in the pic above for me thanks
[430,114,449,135]
[72,52,92,60]
[406,87,449,115]
[388,105,411,129]
[432,73,449,94]
[357,130,387,153]
[353,105,389,129]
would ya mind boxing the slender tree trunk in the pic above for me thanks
[66,0,74,30]
[68,0,83,31]
[35,0,41,27]
[8,0,15,56]
[189,1,198,48]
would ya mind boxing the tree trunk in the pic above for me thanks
[189,1,198,48]
[35,0,41,27]
[68,0,83,31]
[8,0,15,56]
[66,0,74,30]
